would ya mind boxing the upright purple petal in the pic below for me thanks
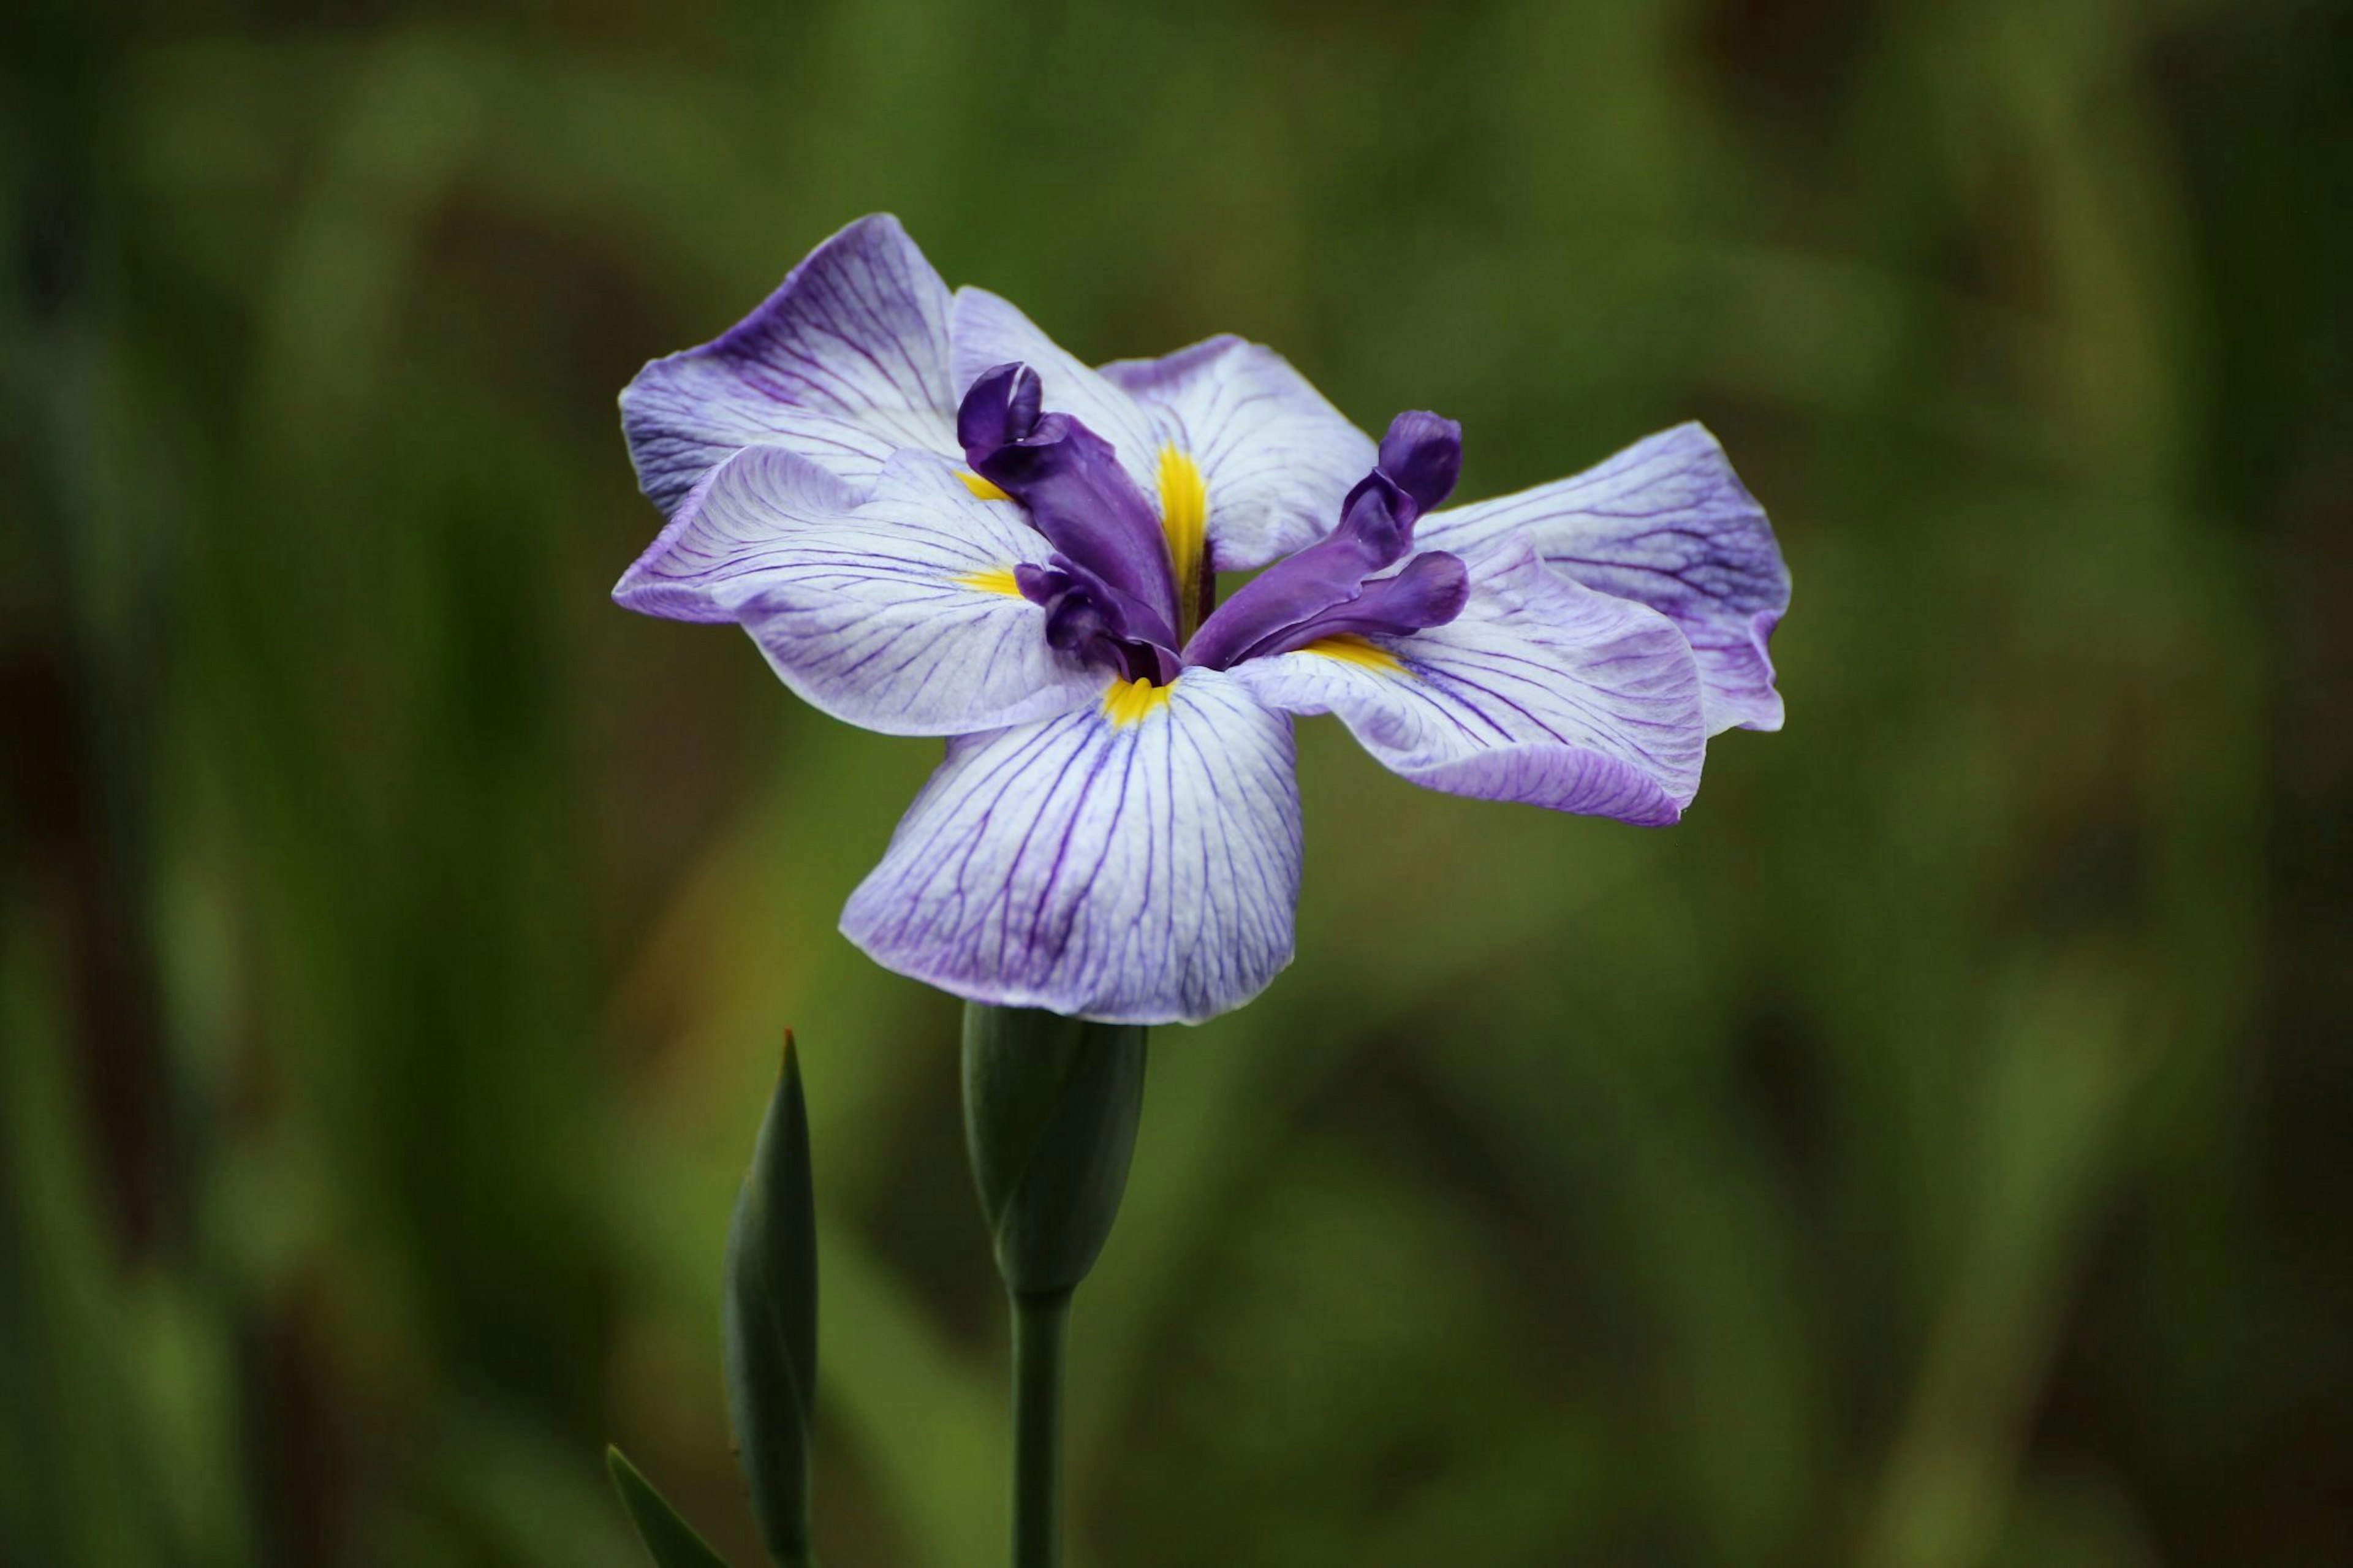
[1245,551,1471,661]
[1376,411,1464,514]
[621,214,959,515]
[1100,336,1377,570]
[1413,423,1790,734]
[960,385,1181,650]
[1183,477,1409,669]
[1184,413,1466,670]
[1227,540,1707,825]
[670,447,1103,735]
[955,362,1046,455]
[840,669,1302,1024]
[950,288,1163,499]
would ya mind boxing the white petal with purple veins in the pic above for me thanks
[707,449,1105,736]
[841,669,1302,1024]
[1101,335,1376,571]
[1229,540,1707,825]
[613,445,866,623]
[621,214,960,516]
[1413,423,1790,734]
[950,288,1164,499]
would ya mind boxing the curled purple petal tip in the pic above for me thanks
[1377,411,1464,515]
[957,362,1045,460]
[1183,415,1471,670]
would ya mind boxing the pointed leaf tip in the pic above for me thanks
[724,1031,820,1564]
[607,1446,735,1568]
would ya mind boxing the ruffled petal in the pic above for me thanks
[1412,423,1790,734]
[841,669,1302,1023]
[949,288,1164,499]
[1099,336,1377,570]
[1227,540,1707,826]
[621,214,959,515]
[613,445,866,623]
[706,449,1106,736]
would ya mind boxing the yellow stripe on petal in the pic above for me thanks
[1158,444,1208,639]
[958,567,1025,596]
[1302,634,1406,673]
[1102,675,1174,728]
[960,471,1013,502]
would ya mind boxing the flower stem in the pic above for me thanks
[1010,1287,1071,1568]
[961,1002,1147,1568]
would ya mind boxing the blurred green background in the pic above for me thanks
[4,0,2347,1564]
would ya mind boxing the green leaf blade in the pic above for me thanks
[723,1032,820,1566]
[606,1446,733,1568]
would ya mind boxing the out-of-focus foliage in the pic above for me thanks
[2,0,2346,1564]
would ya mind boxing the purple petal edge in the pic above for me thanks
[1415,422,1790,735]
[620,214,957,516]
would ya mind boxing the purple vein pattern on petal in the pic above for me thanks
[720,449,1105,737]
[949,287,1164,501]
[1413,423,1790,735]
[1099,336,1377,570]
[1228,540,1708,825]
[840,669,1302,1024]
[621,214,959,516]
[613,444,866,623]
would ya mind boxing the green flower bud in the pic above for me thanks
[961,1005,1148,1297]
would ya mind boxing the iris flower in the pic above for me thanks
[616,216,1789,1024]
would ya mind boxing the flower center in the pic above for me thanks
[957,367,1469,688]
[1101,674,1175,728]
[960,363,1183,685]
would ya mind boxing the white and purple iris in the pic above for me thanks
[616,216,1790,1025]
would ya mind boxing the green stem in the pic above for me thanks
[1010,1287,1071,1568]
